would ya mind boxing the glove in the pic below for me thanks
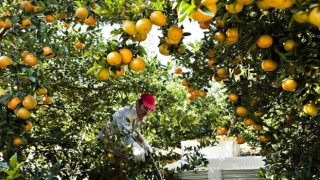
[143,140,153,154]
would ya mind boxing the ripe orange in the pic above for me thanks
[22,95,37,110]
[45,14,55,23]
[254,111,264,117]
[207,49,217,58]
[116,65,125,77]
[191,3,217,22]
[283,39,296,52]
[303,103,318,116]
[75,7,89,19]
[253,124,263,131]
[21,19,32,27]
[187,92,196,101]
[165,37,180,45]
[181,79,190,86]
[129,57,146,72]
[64,23,71,28]
[58,12,67,20]
[261,59,277,71]
[236,136,245,144]
[213,75,222,82]
[225,37,239,45]
[38,88,48,95]
[229,93,239,103]
[42,96,53,104]
[13,137,24,146]
[215,17,225,28]
[174,67,183,74]
[226,27,238,38]
[135,18,152,35]
[122,20,136,36]
[24,54,37,66]
[237,0,254,5]
[106,51,122,66]
[233,68,241,75]
[258,135,269,143]
[0,21,5,28]
[19,1,33,12]
[217,67,228,78]
[167,26,183,41]
[214,32,226,41]
[208,59,218,68]
[8,97,21,110]
[16,107,31,120]
[199,21,210,29]
[198,90,207,98]
[84,16,97,26]
[0,55,13,68]
[257,35,273,48]
[243,118,255,126]
[42,46,53,56]
[74,41,84,49]
[217,127,228,135]
[119,48,133,64]
[226,2,243,14]
[133,33,147,42]
[236,106,248,117]
[149,10,167,26]
[308,7,320,27]
[25,122,33,132]
[32,5,40,13]
[21,51,29,59]
[282,78,297,91]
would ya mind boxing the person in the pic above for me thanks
[98,93,156,162]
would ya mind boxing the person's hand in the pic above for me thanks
[143,140,153,154]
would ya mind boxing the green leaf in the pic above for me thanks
[9,153,17,169]
[28,76,36,82]
[86,61,100,75]
[0,162,9,169]
[177,1,197,23]
[84,51,92,57]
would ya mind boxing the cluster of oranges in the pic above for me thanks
[159,25,185,56]
[180,78,207,100]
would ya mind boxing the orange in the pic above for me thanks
[243,118,255,126]
[225,37,239,45]
[133,33,147,42]
[13,137,24,146]
[198,90,207,98]
[94,68,110,80]
[226,2,243,14]
[229,93,239,103]
[187,92,196,101]
[261,59,277,71]
[213,75,223,82]
[8,97,21,110]
[276,0,294,9]
[119,48,133,64]
[106,51,122,66]
[308,7,320,27]
[167,26,183,41]
[257,0,270,10]
[165,37,180,45]
[303,103,318,116]
[236,136,245,144]
[122,20,136,36]
[254,111,264,117]
[281,78,297,91]
[159,43,170,56]
[174,67,183,74]
[84,16,97,26]
[135,18,152,35]
[21,19,32,27]
[237,0,254,5]
[42,96,53,104]
[149,11,167,26]
[250,97,261,106]
[4,18,12,28]
[207,49,217,58]
[74,41,84,49]
[217,67,228,78]
[253,124,263,131]
[215,17,225,28]
[24,54,37,66]
[233,68,241,75]
[191,3,217,22]
[217,127,228,135]
[236,106,248,117]
[32,5,40,13]
[208,59,218,68]
[116,65,125,77]
[64,23,71,28]
[58,12,67,20]
[226,27,238,38]
[181,79,190,86]
[199,21,210,29]
[0,55,13,68]
[25,122,33,132]
[19,1,33,12]
[75,7,89,19]
[257,35,273,48]
[258,135,269,142]
[22,95,37,110]
[177,44,186,54]
[16,107,31,120]
[38,88,48,95]
[214,32,226,41]
[42,46,53,56]
[45,14,55,23]
[0,21,5,28]
[293,11,308,23]
[283,39,295,52]
[129,57,146,72]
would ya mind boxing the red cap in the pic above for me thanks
[140,93,156,110]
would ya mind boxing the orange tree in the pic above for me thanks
[0,0,320,179]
